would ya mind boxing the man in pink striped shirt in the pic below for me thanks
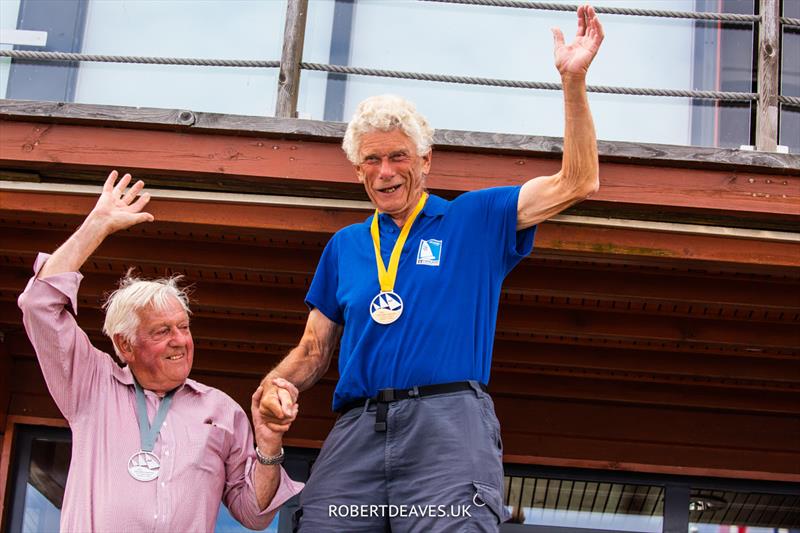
[18,170,303,532]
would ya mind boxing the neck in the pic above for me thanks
[389,191,425,227]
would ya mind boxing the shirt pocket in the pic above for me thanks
[186,422,229,474]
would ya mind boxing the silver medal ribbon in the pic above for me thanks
[128,379,175,482]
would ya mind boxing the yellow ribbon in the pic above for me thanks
[370,192,429,293]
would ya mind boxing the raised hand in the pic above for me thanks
[552,4,604,77]
[89,170,154,235]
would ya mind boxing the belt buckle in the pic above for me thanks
[377,388,396,402]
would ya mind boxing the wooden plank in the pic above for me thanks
[1,100,799,173]
[756,0,780,151]
[4,290,798,353]
[275,0,308,118]
[494,397,800,474]
[2,189,799,267]
[1,121,798,221]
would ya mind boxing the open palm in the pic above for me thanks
[90,170,154,233]
[553,4,604,77]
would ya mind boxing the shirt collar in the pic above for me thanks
[111,364,210,395]
[372,192,449,225]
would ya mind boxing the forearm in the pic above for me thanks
[265,342,330,392]
[559,73,599,196]
[252,435,283,510]
[38,215,109,278]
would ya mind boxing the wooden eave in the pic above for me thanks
[0,100,798,482]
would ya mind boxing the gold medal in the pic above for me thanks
[369,193,428,325]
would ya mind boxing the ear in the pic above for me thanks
[420,149,432,175]
[114,333,134,364]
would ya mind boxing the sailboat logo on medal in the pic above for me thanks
[370,291,403,325]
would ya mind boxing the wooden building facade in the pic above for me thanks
[0,98,798,530]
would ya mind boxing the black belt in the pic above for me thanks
[337,380,488,432]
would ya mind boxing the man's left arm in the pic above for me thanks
[517,4,604,230]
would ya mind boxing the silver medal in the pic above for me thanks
[128,450,160,482]
[370,291,403,324]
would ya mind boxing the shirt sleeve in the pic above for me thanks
[305,235,344,324]
[460,186,536,276]
[16,252,111,422]
[221,404,304,529]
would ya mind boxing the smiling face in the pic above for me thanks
[354,129,432,226]
[117,297,194,395]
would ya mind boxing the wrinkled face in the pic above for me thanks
[354,129,432,225]
[118,297,194,395]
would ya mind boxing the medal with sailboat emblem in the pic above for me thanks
[370,291,403,324]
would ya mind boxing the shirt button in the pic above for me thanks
[164,450,169,456]
[154,514,158,519]
[161,482,166,487]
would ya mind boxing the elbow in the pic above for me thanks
[575,173,599,200]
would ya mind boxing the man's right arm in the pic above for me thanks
[17,170,153,420]
[258,309,342,425]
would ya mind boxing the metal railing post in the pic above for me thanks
[275,0,309,118]
[755,0,780,151]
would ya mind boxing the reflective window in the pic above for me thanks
[689,488,800,532]
[300,0,756,149]
[0,0,23,98]
[504,475,664,531]
[73,0,286,116]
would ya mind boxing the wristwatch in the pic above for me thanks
[255,446,284,465]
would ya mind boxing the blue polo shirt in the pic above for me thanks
[306,186,535,411]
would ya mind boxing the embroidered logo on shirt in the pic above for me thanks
[416,239,442,266]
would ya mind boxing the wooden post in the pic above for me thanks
[276,0,309,118]
[755,0,780,151]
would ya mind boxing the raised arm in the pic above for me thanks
[258,308,342,425]
[17,170,153,420]
[517,4,604,230]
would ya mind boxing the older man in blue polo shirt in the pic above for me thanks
[260,5,604,531]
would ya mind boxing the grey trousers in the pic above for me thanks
[295,387,509,532]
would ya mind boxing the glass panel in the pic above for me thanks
[216,503,279,533]
[0,0,22,98]
[780,1,800,153]
[73,0,287,116]
[689,488,800,531]
[504,475,664,531]
[298,0,756,147]
[20,437,70,533]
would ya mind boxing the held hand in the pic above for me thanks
[551,4,604,77]
[88,170,154,235]
[256,377,300,432]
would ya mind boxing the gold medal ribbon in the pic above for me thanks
[370,192,428,292]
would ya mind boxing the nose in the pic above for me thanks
[378,156,394,179]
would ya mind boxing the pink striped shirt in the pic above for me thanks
[18,253,303,532]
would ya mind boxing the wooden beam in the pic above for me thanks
[1,121,798,222]
[2,100,799,173]
[756,0,780,151]
[2,188,799,267]
[275,0,309,118]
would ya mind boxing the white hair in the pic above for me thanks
[342,94,434,164]
[102,271,191,361]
